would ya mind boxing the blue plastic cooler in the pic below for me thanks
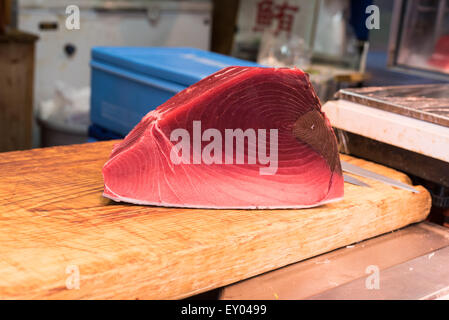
[90,47,260,136]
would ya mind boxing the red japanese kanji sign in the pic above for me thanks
[253,0,299,35]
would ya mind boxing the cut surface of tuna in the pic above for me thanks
[102,67,344,209]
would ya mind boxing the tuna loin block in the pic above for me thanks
[102,67,343,209]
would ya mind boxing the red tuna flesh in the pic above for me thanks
[102,67,344,209]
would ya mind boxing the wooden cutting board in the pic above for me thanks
[0,141,431,299]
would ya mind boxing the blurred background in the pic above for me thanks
[0,0,447,150]
[0,0,447,149]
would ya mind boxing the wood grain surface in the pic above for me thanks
[0,141,431,299]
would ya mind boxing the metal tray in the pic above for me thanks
[336,84,449,128]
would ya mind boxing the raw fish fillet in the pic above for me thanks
[103,67,343,209]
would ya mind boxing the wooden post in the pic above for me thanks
[0,1,5,34]
[0,0,12,34]
[0,31,38,152]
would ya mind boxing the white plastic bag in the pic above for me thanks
[38,81,90,128]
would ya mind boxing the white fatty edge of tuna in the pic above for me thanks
[102,185,343,209]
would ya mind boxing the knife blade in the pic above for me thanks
[341,160,419,193]
[343,173,371,187]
